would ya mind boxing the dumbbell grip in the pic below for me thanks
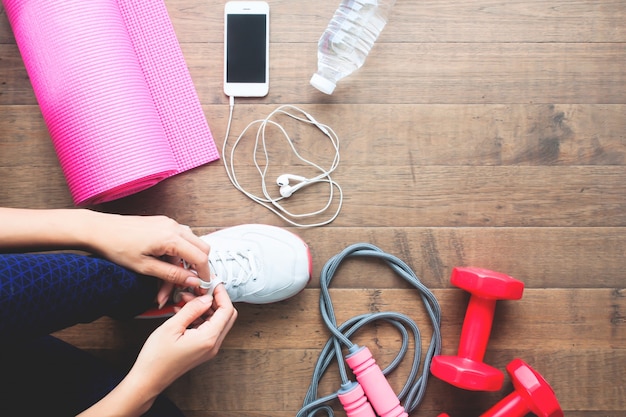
[345,346,408,417]
[337,381,376,417]
[458,296,496,361]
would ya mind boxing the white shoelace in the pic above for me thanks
[209,250,259,289]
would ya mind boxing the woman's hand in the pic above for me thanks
[77,285,237,417]
[86,212,214,308]
[132,284,237,392]
[0,208,212,307]
[87,212,211,285]
[1,207,211,278]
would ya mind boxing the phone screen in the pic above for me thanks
[226,14,267,83]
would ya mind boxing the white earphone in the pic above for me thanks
[222,103,343,227]
[277,174,313,198]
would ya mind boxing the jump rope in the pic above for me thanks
[298,243,442,417]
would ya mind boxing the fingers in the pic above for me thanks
[212,283,232,308]
[179,224,211,254]
[126,218,211,287]
[142,258,199,287]
[197,285,237,344]
[170,285,234,325]
[157,281,175,309]
[167,293,216,330]
[171,235,210,271]
[142,233,210,286]
[166,227,211,282]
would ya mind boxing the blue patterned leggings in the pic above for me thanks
[0,253,185,416]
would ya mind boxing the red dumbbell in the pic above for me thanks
[431,267,524,391]
[481,358,563,417]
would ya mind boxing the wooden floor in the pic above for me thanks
[1,1,625,416]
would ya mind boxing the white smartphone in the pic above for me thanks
[223,1,270,97]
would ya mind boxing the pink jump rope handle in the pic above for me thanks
[345,346,408,417]
[337,382,376,417]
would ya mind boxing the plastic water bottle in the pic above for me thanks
[310,0,395,95]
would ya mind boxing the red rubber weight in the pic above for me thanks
[480,358,563,417]
[431,267,524,391]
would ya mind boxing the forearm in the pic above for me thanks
[0,207,106,251]
[76,371,159,417]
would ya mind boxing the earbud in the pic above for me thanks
[276,174,311,198]
[276,174,307,187]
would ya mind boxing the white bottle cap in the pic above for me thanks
[310,73,336,95]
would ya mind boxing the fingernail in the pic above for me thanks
[184,276,200,287]
[157,294,168,310]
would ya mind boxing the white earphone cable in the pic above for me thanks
[223,99,342,227]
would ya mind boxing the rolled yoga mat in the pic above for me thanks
[3,0,219,205]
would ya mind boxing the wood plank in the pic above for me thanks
[2,1,626,44]
[3,164,624,228]
[55,288,626,351]
[163,348,626,413]
[3,104,625,167]
[0,224,620,290]
[2,42,625,105]
[165,0,626,44]
[186,42,626,105]
[95,165,626,228]
[67,346,626,415]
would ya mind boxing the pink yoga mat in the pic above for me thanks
[3,0,219,205]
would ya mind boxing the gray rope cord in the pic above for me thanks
[298,243,443,417]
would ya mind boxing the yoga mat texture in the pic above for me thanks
[3,0,219,205]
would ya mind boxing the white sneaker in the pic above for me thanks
[201,224,311,304]
[137,224,311,318]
